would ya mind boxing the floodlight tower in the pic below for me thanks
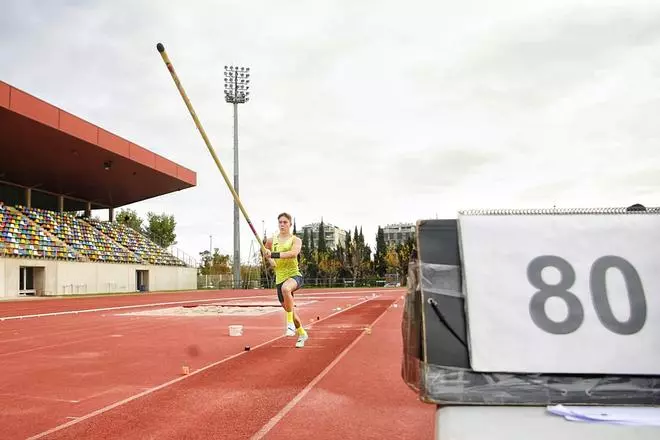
[224,65,250,289]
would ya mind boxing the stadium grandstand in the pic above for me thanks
[0,80,198,298]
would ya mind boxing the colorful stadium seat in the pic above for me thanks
[0,204,187,266]
[86,218,187,266]
[0,204,75,260]
[0,204,188,266]
[23,206,140,264]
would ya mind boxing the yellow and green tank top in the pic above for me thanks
[272,233,301,284]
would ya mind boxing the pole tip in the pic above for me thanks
[156,43,165,53]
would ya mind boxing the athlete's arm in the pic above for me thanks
[271,236,301,259]
[263,237,273,259]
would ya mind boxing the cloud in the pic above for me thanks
[2,0,660,262]
[394,148,501,193]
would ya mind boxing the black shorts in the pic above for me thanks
[276,275,304,303]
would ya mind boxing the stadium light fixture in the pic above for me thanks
[224,66,250,104]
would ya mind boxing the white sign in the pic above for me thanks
[458,211,660,375]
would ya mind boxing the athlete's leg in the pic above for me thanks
[289,275,305,328]
[281,277,302,328]
[282,276,308,348]
[277,281,290,312]
[277,282,296,336]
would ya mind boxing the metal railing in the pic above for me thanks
[166,245,198,268]
[61,283,88,294]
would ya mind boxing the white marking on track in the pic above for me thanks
[0,393,80,403]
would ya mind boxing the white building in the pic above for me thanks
[300,221,347,250]
[382,223,415,247]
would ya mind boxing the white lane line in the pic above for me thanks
[0,393,80,404]
[249,298,394,440]
[0,320,177,358]
[24,296,377,440]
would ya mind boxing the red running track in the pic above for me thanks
[36,299,397,439]
[0,288,433,439]
[264,297,435,439]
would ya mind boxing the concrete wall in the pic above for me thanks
[0,258,58,297]
[148,265,198,292]
[0,258,197,298]
[57,261,138,294]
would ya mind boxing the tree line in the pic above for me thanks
[113,210,415,287]
[115,208,177,248]
[199,219,416,287]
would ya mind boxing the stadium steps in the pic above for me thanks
[16,206,140,264]
[85,219,185,266]
[81,219,147,265]
[4,205,82,261]
[83,219,150,264]
[113,224,185,266]
[1,204,184,266]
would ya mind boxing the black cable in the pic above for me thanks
[427,297,468,348]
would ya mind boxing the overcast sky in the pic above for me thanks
[2,0,660,264]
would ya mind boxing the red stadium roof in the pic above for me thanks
[0,80,196,208]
